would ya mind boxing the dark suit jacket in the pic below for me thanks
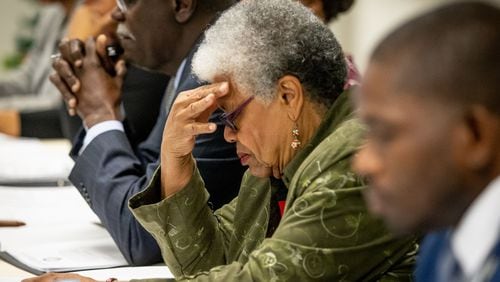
[68,44,245,265]
[416,230,500,282]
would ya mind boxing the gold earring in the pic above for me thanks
[291,124,301,150]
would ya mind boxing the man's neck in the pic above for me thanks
[160,12,216,76]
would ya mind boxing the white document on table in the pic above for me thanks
[0,134,73,186]
[76,265,174,280]
[0,266,174,282]
[0,186,128,274]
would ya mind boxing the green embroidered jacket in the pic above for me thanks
[129,91,418,281]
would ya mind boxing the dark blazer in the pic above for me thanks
[68,44,245,265]
[416,230,500,282]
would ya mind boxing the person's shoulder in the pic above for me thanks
[291,118,365,196]
[415,231,450,281]
[312,117,365,165]
[419,231,449,258]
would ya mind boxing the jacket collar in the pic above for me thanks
[281,89,355,188]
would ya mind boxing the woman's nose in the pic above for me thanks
[223,126,237,143]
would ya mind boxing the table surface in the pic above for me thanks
[0,258,33,278]
[0,138,175,280]
[0,138,65,279]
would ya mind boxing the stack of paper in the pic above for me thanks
[0,134,73,186]
[0,186,128,274]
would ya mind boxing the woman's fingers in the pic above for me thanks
[183,122,218,136]
[179,93,216,119]
[170,94,217,138]
[164,82,229,158]
[171,82,230,123]
[176,82,229,106]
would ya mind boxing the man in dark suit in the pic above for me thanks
[59,64,168,143]
[50,0,244,266]
[353,2,500,282]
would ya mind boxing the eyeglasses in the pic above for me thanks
[116,0,128,12]
[218,96,254,131]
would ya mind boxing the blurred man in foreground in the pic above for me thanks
[354,2,500,281]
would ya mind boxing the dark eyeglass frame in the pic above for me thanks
[218,96,254,131]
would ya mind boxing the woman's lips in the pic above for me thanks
[238,153,250,166]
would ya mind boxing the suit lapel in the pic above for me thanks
[487,239,500,281]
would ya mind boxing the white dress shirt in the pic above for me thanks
[452,176,500,279]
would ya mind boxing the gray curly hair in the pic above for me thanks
[192,0,347,108]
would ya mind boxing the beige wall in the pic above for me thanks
[0,0,499,74]
[0,0,38,73]
[330,0,500,72]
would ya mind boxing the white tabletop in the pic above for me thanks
[0,137,173,281]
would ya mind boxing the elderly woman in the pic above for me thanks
[25,0,416,281]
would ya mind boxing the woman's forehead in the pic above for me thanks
[217,88,240,110]
[212,75,258,107]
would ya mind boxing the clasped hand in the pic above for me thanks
[50,35,127,128]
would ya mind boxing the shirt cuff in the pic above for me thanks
[79,120,125,155]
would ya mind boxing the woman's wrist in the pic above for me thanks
[161,155,195,199]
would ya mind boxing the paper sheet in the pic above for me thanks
[0,134,73,185]
[76,265,174,280]
[0,186,128,273]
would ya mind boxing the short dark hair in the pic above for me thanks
[323,0,355,22]
[198,0,236,13]
[372,2,500,114]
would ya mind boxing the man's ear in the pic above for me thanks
[458,105,500,171]
[277,75,304,122]
[173,0,197,23]
[303,0,326,21]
